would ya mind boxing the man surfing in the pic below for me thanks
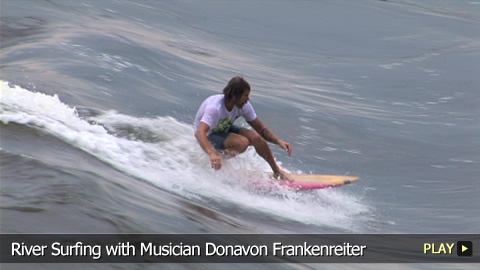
[194,76,293,180]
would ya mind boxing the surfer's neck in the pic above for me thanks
[224,98,235,112]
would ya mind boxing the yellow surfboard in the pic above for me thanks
[244,170,359,190]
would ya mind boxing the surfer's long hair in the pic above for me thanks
[223,76,250,102]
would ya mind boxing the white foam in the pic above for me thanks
[1,81,371,231]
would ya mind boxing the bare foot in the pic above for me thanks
[273,169,294,182]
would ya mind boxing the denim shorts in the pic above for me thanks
[208,125,244,150]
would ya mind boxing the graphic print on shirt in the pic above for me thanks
[212,117,233,133]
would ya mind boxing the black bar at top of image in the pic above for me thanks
[0,234,478,263]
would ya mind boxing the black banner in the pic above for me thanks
[1,234,478,263]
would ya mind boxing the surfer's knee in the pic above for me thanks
[236,136,249,153]
[225,134,249,153]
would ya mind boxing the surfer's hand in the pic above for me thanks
[209,152,222,170]
[278,139,293,156]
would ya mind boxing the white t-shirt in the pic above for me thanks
[194,94,257,135]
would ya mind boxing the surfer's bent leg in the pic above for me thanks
[208,125,249,157]
[209,126,290,180]
[223,133,249,157]
[238,129,283,176]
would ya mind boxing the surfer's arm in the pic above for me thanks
[248,118,293,156]
[195,122,222,170]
